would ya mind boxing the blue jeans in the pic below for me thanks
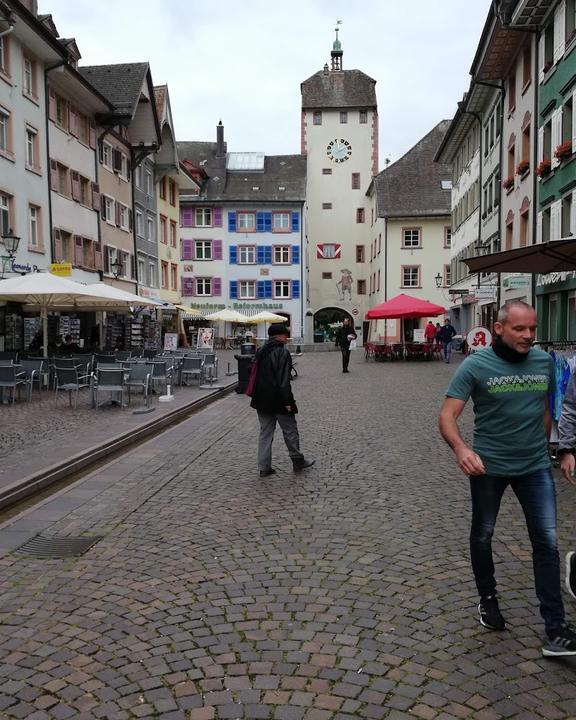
[443,341,452,361]
[469,468,565,633]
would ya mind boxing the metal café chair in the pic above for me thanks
[54,366,91,408]
[0,365,28,403]
[125,363,153,407]
[93,367,126,408]
[21,358,48,398]
[180,356,203,386]
[201,353,218,381]
[149,361,171,395]
[0,351,18,364]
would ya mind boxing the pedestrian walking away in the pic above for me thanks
[554,371,576,602]
[437,317,456,363]
[249,324,315,478]
[335,317,357,373]
[438,300,576,656]
[424,320,437,345]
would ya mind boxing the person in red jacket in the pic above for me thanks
[424,321,437,345]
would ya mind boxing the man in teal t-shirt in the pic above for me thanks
[439,300,576,657]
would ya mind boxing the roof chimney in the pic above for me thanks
[216,120,225,157]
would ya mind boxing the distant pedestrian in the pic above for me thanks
[439,300,576,657]
[334,318,357,373]
[424,321,436,345]
[250,324,315,478]
[437,318,457,363]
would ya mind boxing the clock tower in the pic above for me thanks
[301,30,378,344]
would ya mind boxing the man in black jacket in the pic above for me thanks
[334,318,357,373]
[250,324,315,478]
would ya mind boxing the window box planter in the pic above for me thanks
[501,176,515,191]
[554,141,573,162]
[516,160,530,177]
[536,159,551,178]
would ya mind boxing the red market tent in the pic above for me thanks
[366,293,445,320]
[366,293,446,346]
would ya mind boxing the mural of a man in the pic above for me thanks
[336,269,353,301]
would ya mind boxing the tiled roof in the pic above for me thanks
[79,63,149,114]
[301,69,377,109]
[177,142,306,202]
[374,121,452,218]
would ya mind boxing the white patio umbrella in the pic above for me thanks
[205,309,249,345]
[0,274,160,357]
[248,311,286,324]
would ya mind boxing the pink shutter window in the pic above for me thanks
[50,159,58,191]
[48,88,57,122]
[74,236,83,265]
[212,277,222,296]
[213,240,223,260]
[181,239,194,260]
[53,229,62,261]
[69,106,77,137]
[89,123,96,149]
[94,242,103,270]
[181,208,194,227]
[91,183,100,211]
[71,171,80,201]
[214,207,223,227]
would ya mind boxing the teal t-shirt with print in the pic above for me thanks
[446,347,554,476]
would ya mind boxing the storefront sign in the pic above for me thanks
[188,302,225,311]
[49,263,72,276]
[164,333,178,351]
[536,272,576,292]
[197,327,214,350]
[232,302,284,310]
[12,261,39,273]
[474,286,497,300]
[467,326,492,351]
[502,275,529,289]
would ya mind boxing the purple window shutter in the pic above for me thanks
[212,277,222,296]
[181,239,193,260]
[214,207,222,227]
[182,277,195,296]
[181,208,193,227]
[213,240,223,260]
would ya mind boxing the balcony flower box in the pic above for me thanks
[535,159,551,177]
[554,140,573,161]
[501,175,515,191]
[516,160,530,176]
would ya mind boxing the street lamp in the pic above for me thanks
[0,229,20,278]
[434,272,443,288]
[110,258,123,280]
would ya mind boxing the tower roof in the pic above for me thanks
[301,69,376,109]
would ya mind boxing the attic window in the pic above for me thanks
[252,186,260,191]
[278,186,286,191]
[441,180,452,190]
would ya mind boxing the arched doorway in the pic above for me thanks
[313,307,353,343]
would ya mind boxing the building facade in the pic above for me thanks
[0,0,65,277]
[367,122,453,341]
[300,35,378,344]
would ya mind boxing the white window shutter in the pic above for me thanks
[554,2,566,63]
[551,200,562,240]
[538,126,544,165]
[551,108,563,168]
[572,90,576,151]
[537,211,543,244]
[538,34,545,83]
[571,190,576,237]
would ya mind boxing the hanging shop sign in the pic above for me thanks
[502,275,530,290]
[49,262,72,277]
[11,261,40,273]
[467,326,492,351]
[474,286,497,300]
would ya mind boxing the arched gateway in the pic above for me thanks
[313,307,354,343]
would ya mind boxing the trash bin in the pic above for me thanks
[235,349,255,394]
[313,332,324,343]
[241,343,256,355]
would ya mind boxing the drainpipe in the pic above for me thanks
[531,31,539,309]
[0,25,14,39]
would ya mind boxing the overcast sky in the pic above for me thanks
[40,0,491,167]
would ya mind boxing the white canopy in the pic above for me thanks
[247,311,287,324]
[205,309,249,322]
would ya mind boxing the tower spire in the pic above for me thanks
[331,20,343,71]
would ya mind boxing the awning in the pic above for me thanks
[464,239,576,275]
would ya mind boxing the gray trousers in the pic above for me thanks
[257,411,304,470]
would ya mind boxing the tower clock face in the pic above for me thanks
[326,138,352,163]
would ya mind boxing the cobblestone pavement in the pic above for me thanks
[0,350,576,719]
[0,351,238,490]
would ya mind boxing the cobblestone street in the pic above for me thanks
[1,349,576,719]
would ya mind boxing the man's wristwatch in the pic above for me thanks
[556,448,575,457]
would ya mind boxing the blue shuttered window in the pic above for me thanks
[291,212,300,232]
[292,246,300,264]
[264,213,272,232]
[229,246,237,264]
[256,212,265,233]
[230,280,238,299]
[256,212,273,232]
[257,246,272,264]
[257,280,273,298]
[292,280,300,298]
[228,212,237,232]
